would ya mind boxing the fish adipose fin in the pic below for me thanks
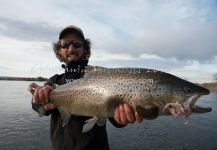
[136,105,159,120]
[82,117,106,133]
[58,107,72,127]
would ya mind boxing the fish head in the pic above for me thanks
[151,73,210,112]
[170,75,210,107]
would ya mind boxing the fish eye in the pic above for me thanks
[184,87,192,93]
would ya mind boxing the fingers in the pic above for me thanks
[113,103,143,125]
[114,105,120,123]
[38,88,45,105]
[28,82,40,94]
[44,103,56,111]
[119,104,128,125]
[33,87,40,104]
[124,104,136,123]
[43,86,53,104]
[28,82,39,90]
[32,85,55,112]
[33,86,53,107]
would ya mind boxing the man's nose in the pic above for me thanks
[68,44,75,50]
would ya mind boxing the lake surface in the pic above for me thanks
[0,81,217,150]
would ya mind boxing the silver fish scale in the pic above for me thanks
[49,67,163,117]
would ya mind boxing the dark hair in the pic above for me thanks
[52,39,91,62]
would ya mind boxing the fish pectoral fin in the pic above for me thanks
[136,105,159,120]
[82,117,99,133]
[58,107,72,127]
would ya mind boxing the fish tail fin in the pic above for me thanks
[38,106,46,117]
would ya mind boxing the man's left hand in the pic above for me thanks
[113,103,143,125]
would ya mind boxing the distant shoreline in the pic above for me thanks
[0,76,47,81]
[201,82,217,92]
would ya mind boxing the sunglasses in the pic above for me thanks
[59,40,83,49]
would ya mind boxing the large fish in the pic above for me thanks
[46,66,211,132]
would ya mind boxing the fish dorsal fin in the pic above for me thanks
[85,65,107,73]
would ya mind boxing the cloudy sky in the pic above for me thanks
[0,0,216,83]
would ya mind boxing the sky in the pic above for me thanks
[0,0,216,83]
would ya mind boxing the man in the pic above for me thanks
[28,25,143,150]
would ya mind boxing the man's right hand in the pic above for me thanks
[28,83,56,111]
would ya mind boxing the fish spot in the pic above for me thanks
[129,94,133,99]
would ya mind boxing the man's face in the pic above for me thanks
[59,33,84,63]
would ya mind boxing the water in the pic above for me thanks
[0,81,217,150]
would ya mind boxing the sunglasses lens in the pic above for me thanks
[59,40,83,48]
[60,41,70,48]
[73,41,83,48]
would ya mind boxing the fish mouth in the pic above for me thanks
[191,105,212,113]
[185,94,212,113]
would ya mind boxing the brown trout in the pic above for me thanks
[47,66,211,132]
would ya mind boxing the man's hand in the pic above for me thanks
[114,103,143,125]
[28,83,56,111]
